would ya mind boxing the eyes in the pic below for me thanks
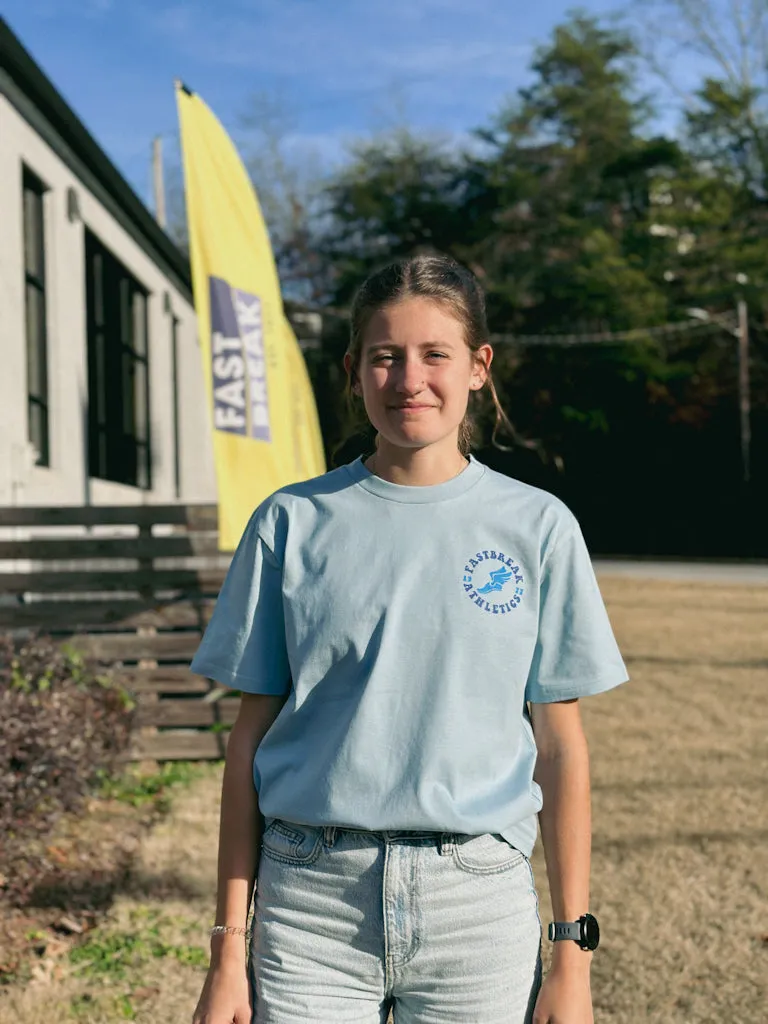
[371,352,448,365]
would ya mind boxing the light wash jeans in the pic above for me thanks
[250,818,542,1023]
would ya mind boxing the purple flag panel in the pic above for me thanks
[233,287,271,442]
[208,277,272,441]
[209,276,246,436]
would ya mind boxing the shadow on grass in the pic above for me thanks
[15,762,212,918]
[24,862,133,913]
[23,863,208,913]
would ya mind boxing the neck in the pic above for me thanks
[365,438,469,487]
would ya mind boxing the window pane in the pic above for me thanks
[120,279,131,347]
[25,284,46,399]
[23,187,43,279]
[94,328,107,424]
[85,229,150,489]
[122,351,136,434]
[93,251,104,327]
[98,428,108,479]
[136,442,150,490]
[28,399,48,466]
[23,176,48,468]
[133,359,148,443]
[132,290,147,355]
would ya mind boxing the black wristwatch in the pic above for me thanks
[547,913,600,951]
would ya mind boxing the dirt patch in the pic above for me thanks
[1,577,765,1022]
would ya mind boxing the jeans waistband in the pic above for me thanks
[321,824,457,853]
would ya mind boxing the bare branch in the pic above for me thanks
[630,0,768,105]
[749,0,768,89]
[731,0,752,90]
[675,0,740,85]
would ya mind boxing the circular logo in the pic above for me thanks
[461,550,525,614]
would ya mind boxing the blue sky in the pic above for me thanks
[3,0,704,209]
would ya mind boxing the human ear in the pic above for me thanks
[470,344,493,388]
[469,361,488,389]
[344,351,362,395]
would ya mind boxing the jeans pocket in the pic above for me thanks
[261,818,324,865]
[452,833,525,875]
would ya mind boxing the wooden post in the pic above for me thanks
[137,521,159,761]
[153,136,167,229]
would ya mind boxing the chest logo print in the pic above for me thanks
[478,566,512,593]
[462,550,525,614]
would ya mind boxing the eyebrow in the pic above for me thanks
[365,340,455,352]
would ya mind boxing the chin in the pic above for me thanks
[377,426,456,449]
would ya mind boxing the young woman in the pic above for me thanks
[190,254,628,1024]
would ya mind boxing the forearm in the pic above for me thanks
[534,725,592,970]
[210,716,265,967]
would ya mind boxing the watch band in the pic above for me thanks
[548,921,582,942]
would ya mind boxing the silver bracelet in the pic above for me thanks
[210,925,250,939]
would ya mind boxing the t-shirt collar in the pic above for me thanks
[345,454,485,504]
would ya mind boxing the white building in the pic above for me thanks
[0,17,216,508]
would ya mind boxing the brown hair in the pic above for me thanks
[342,252,517,457]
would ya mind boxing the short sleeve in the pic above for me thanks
[524,519,628,704]
[189,510,290,694]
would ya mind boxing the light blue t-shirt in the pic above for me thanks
[190,455,628,857]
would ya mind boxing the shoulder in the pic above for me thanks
[475,460,579,559]
[244,462,357,550]
[478,461,577,529]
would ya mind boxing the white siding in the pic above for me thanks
[0,94,216,507]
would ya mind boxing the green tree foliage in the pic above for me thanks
[317,17,695,488]
[320,129,469,305]
[249,8,766,554]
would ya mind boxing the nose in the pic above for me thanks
[394,356,426,395]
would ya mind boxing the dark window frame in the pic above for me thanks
[85,230,152,489]
[22,165,50,467]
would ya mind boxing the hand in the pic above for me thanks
[532,961,593,1024]
[192,960,252,1024]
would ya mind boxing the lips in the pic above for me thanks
[392,404,435,410]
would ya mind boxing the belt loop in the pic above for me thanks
[438,833,454,856]
[323,826,338,848]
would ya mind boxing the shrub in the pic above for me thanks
[0,633,135,903]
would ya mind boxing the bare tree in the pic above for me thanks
[163,140,189,255]
[239,91,331,303]
[629,0,768,190]
[630,0,768,100]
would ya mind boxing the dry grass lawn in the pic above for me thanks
[1,576,766,1022]
[571,577,768,1023]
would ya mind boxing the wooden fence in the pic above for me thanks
[0,504,235,760]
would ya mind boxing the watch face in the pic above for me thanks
[582,914,600,951]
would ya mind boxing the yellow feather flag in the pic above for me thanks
[176,83,326,551]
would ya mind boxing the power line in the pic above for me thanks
[301,304,734,346]
[489,317,730,347]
